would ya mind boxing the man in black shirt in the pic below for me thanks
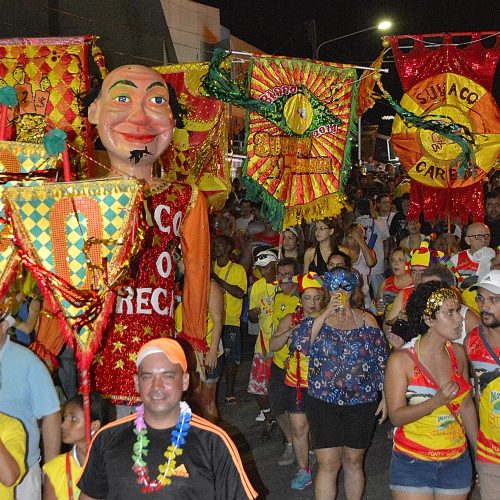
[78,338,257,499]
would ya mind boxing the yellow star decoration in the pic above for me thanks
[152,234,162,247]
[115,359,125,369]
[93,353,103,365]
[150,274,158,285]
[129,352,138,362]
[144,325,152,336]
[115,322,126,335]
[113,341,125,352]
[166,193,177,202]
[132,335,141,343]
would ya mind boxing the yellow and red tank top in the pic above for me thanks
[466,326,500,464]
[393,337,471,461]
[382,275,405,305]
[285,308,309,389]
[451,250,479,286]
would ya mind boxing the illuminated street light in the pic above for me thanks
[377,20,392,31]
[315,20,392,58]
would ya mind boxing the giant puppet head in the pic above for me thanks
[88,65,175,182]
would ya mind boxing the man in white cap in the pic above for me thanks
[79,338,257,499]
[465,270,500,500]
[247,250,278,434]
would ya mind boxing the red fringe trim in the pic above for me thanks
[177,331,209,353]
[408,182,485,223]
[0,254,20,303]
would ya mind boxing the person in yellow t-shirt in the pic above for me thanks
[248,250,278,432]
[43,393,111,500]
[211,235,247,404]
[268,258,300,464]
[0,412,26,500]
[270,272,324,490]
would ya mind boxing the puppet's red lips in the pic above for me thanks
[118,132,157,144]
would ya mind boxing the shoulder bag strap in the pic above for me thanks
[65,451,75,500]
[478,325,500,367]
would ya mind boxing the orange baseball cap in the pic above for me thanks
[136,338,187,373]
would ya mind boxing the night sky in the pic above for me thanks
[200,0,500,131]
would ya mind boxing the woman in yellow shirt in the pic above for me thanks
[43,393,110,499]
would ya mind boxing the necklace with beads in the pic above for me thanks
[132,401,191,493]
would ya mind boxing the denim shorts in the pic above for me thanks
[205,354,224,383]
[390,449,472,495]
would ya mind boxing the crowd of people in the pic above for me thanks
[187,164,497,498]
[0,60,499,500]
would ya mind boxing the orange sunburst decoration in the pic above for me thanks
[391,73,500,190]
[387,33,500,221]
[244,55,358,229]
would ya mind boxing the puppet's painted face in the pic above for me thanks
[88,65,174,169]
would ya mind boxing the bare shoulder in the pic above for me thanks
[362,311,380,329]
[339,244,350,255]
[304,247,315,258]
[386,348,413,372]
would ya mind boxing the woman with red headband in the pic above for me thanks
[270,272,324,491]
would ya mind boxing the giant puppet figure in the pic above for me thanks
[88,65,210,404]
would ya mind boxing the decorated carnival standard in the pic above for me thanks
[387,33,500,221]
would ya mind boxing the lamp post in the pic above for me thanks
[315,20,392,59]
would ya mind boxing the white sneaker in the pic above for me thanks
[255,411,266,422]
[278,442,295,466]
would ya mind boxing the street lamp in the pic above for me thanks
[315,20,392,59]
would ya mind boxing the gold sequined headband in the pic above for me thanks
[422,288,457,318]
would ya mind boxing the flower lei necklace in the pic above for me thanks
[132,401,191,493]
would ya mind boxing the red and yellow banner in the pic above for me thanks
[154,62,230,210]
[388,33,500,221]
[245,55,358,229]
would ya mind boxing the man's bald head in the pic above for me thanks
[465,222,491,253]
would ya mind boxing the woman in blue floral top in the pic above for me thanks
[297,266,388,500]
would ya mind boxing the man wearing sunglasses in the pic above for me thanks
[449,222,493,291]
[465,270,500,499]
